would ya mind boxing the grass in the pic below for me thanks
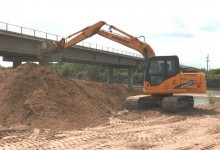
[207,87,220,91]
[207,93,217,104]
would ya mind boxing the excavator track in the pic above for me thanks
[162,96,194,113]
[125,95,162,110]
[125,95,194,113]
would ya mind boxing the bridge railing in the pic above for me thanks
[0,21,143,58]
[0,21,63,41]
[80,41,142,58]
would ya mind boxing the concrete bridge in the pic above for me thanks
[0,21,145,87]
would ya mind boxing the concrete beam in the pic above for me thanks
[3,56,38,62]
[13,61,22,68]
[39,59,49,67]
[0,31,145,69]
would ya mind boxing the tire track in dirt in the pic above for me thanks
[1,106,220,150]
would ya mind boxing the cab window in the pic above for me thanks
[148,60,165,86]
[145,56,179,86]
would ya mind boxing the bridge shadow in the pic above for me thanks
[176,106,220,116]
[140,105,220,117]
[163,105,220,117]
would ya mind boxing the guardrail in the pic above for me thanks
[0,21,63,41]
[0,21,143,58]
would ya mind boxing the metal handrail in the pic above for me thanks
[0,21,62,41]
[0,21,143,58]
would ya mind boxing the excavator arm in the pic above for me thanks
[97,28,155,58]
[61,21,106,48]
[38,21,155,59]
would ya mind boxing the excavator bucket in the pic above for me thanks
[38,40,59,59]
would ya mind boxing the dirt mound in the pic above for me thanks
[0,62,142,130]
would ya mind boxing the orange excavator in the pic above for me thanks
[38,21,206,112]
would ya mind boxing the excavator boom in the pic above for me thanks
[63,21,106,48]
[97,30,155,58]
[38,21,155,59]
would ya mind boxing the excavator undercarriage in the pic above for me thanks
[125,95,194,113]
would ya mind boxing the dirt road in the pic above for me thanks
[1,105,220,150]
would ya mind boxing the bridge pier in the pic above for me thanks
[107,67,113,84]
[107,67,134,87]
[39,60,49,67]
[13,61,22,68]
[128,68,133,88]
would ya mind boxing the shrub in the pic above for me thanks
[207,93,216,104]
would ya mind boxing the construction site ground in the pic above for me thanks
[0,62,220,150]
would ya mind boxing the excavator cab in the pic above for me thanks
[145,56,180,87]
[144,55,206,95]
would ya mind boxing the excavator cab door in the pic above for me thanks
[145,56,180,87]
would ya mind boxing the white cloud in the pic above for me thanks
[0,0,220,68]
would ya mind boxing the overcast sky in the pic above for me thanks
[0,0,220,69]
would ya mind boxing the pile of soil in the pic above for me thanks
[0,62,142,130]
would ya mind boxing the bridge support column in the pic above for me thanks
[107,67,113,84]
[128,68,133,88]
[39,60,49,67]
[13,61,22,68]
